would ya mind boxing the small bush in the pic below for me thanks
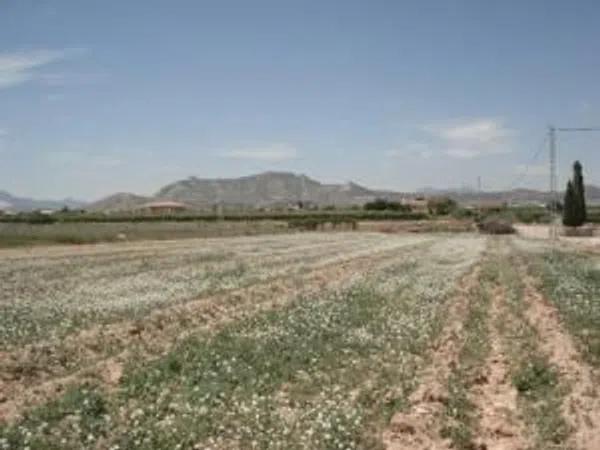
[477,218,515,235]
[513,358,557,396]
[364,198,411,212]
[511,206,552,224]
[427,197,457,216]
[561,225,594,237]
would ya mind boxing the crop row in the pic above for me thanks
[0,236,485,449]
[0,233,429,347]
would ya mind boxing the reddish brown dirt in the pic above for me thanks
[0,246,412,423]
[469,287,530,450]
[382,266,480,450]
[522,273,600,450]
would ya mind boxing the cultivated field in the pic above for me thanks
[1,232,599,449]
[0,221,289,248]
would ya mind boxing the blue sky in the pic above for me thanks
[1,0,600,200]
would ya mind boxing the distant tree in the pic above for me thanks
[427,197,457,215]
[573,161,587,225]
[563,161,587,227]
[563,180,578,226]
[364,198,410,212]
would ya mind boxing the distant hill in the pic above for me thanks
[0,191,85,212]
[153,172,378,208]
[442,185,600,206]
[6,171,600,213]
[87,193,150,213]
[84,172,600,212]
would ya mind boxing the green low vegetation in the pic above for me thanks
[499,250,569,448]
[0,210,428,225]
[363,198,411,212]
[531,250,600,367]
[0,221,289,248]
[441,265,492,449]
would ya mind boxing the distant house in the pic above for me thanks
[137,201,188,215]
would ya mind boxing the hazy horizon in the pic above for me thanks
[2,1,600,200]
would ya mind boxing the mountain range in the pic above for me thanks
[2,171,600,212]
[0,191,86,213]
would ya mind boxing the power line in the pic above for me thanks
[506,126,600,194]
[557,127,600,132]
[505,133,548,193]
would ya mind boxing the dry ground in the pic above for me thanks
[1,232,599,449]
[515,223,600,253]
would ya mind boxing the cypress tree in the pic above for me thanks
[563,180,577,226]
[572,161,587,225]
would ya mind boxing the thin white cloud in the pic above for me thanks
[46,93,65,102]
[220,144,298,161]
[424,118,515,159]
[515,163,548,177]
[39,71,106,87]
[385,149,403,157]
[386,142,433,159]
[46,151,123,168]
[0,48,86,89]
[90,156,123,168]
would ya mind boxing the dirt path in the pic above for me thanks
[382,265,480,449]
[0,244,424,423]
[469,285,530,450]
[521,271,600,450]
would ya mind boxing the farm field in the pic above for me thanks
[1,232,599,449]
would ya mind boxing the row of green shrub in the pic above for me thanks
[363,198,411,212]
[586,208,600,223]
[287,217,358,230]
[508,207,553,224]
[0,210,429,225]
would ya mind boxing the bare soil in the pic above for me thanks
[470,286,530,450]
[515,224,600,254]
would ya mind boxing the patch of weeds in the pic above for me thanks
[513,357,557,395]
[0,385,109,450]
[531,250,600,367]
[441,374,476,450]
[499,248,571,449]
[512,356,570,448]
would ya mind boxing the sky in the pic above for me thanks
[1,0,600,201]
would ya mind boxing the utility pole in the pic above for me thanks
[549,126,559,240]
